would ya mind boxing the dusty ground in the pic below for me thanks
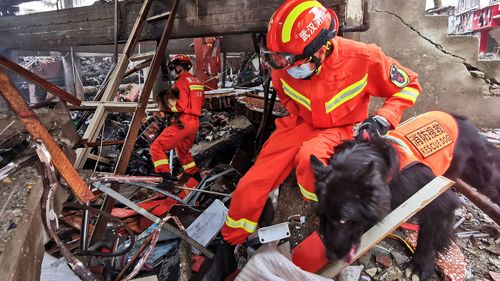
[0,164,40,255]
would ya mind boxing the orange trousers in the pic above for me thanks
[221,115,354,245]
[150,114,199,174]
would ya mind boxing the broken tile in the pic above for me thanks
[338,265,364,281]
[378,267,404,281]
[486,244,500,256]
[390,251,410,265]
[490,271,500,281]
[365,267,377,278]
[490,258,500,269]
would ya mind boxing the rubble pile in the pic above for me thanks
[79,57,141,89]
[338,198,500,281]
[79,57,114,86]
[197,111,235,143]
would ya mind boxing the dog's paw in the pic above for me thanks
[407,258,434,281]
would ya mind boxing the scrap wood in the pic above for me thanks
[0,69,95,203]
[320,176,455,277]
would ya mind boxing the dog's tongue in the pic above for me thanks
[344,246,357,264]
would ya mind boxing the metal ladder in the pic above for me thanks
[74,0,178,170]
[73,0,182,247]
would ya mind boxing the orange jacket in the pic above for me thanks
[271,37,422,128]
[170,71,205,116]
[384,111,458,175]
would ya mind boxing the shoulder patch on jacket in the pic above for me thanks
[390,64,410,88]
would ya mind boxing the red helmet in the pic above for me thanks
[169,54,192,70]
[263,0,338,69]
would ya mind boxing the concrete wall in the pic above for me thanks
[347,0,500,127]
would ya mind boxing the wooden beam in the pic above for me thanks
[320,176,455,278]
[0,55,81,106]
[0,0,344,51]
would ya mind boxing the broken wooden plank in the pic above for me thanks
[0,0,345,51]
[129,51,156,62]
[146,11,171,23]
[320,176,455,278]
[87,154,111,165]
[0,55,81,106]
[0,68,95,203]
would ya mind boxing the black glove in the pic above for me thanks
[356,115,390,140]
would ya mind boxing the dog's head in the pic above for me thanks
[311,138,398,263]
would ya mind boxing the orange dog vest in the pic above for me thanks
[383,111,458,175]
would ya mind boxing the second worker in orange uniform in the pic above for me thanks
[150,54,205,189]
[222,0,423,245]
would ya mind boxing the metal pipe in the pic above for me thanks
[177,186,231,197]
[89,175,163,184]
[455,179,500,226]
[80,202,90,251]
[114,0,119,64]
[108,181,201,212]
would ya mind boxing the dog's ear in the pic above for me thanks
[310,155,329,181]
[360,160,375,180]
[310,155,332,197]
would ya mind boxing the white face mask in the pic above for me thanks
[287,62,314,79]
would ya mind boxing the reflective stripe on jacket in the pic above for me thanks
[272,37,422,129]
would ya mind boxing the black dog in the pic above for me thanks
[311,113,500,279]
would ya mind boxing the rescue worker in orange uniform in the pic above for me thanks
[150,54,205,188]
[222,0,422,245]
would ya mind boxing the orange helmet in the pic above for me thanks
[169,54,192,70]
[263,0,338,69]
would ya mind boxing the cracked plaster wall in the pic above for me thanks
[347,0,500,127]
